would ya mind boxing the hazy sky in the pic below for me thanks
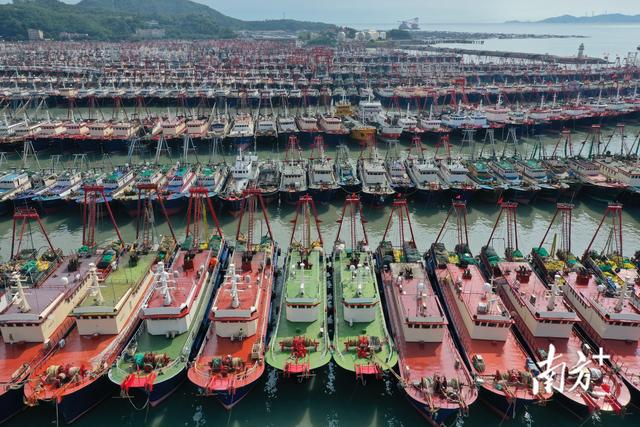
[198,0,640,23]
[2,0,639,24]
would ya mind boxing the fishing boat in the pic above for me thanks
[0,171,31,215]
[226,113,255,151]
[279,136,308,204]
[567,158,627,203]
[482,203,630,417]
[255,114,278,143]
[23,196,173,423]
[256,158,280,204]
[488,158,540,205]
[384,140,415,194]
[34,170,84,215]
[295,115,320,144]
[111,192,227,407]
[334,144,361,193]
[466,159,507,204]
[218,149,260,213]
[276,114,299,145]
[357,142,395,206]
[553,204,640,400]
[317,113,349,144]
[196,163,229,200]
[378,199,477,424]
[344,116,376,145]
[307,136,339,203]
[156,163,198,216]
[437,157,477,202]
[426,201,548,419]
[116,165,171,218]
[516,158,569,203]
[188,190,278,409]
[266,196,331,376]
[332,195,398,378]
[12,170,58,211]
[0,209,93,423]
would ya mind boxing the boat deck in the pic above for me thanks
[0,256,95,319]
[145,250,212,311]
[436,263,541,402]
[24,327,118,400]
[499,261,577,317]
[188,245,275,392]
[266,248,331,371]
[77,252,155,309]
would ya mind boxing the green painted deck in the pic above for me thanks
[266,247,331,372]
[77,251,156,309]
[109,245,222,386]
[331,249,398,373]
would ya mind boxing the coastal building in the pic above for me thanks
[27,29,43,41]
[135,28,166,39]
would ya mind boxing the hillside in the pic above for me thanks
[0,0,335,40]
[508,13,640,24]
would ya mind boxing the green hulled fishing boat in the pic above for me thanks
[266,195,331,376]
[109,193,227,406]
[331,195,397,377]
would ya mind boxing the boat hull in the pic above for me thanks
[308,186,339,203]
[48,374,112,424]
[360,190,393,206]
[581,183,625,203]
[0,386,25,424]
[405,392,461,427]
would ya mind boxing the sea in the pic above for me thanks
[2,23,640,427]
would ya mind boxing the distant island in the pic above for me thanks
[0,0,336,41]
[508,13,640,24]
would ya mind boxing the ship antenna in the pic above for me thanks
[229,264,240,309]
[547,274,560,311]
[615,280,631,313]
[87,263,105,306]
[11,273,31,313]
[299,262,305,296]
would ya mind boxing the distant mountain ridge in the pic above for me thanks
[0,0,335,40]
[508,13,640,24]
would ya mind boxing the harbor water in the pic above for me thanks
[1,123,640,427]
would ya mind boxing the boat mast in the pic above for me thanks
[583,203,623,260]
[335,194,368,251]
[289,195,323,251]
[435,200,469,251]
[10,208,59,262]
[382,197,415,247]
[185,186,223,249]
[486,201,519,261]
[81,184,124,253]
[538,203,574,256]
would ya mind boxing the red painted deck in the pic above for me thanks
[496,263,630,412]
[23,327,117,401]
[382,263,478,412]
[188,247,275,393]
[435,263,545,403]
[145,250,211,312]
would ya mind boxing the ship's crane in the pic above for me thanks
[486,201,520,261]
[382,197,416,248]
[583,203,624,260]
[135,182,177,249]
[289,195,323,252]
[236,188,273,250]
[335,194,368,252]
[435,200,470,252]
[10,208,59,262]
[185,186,223,250]
[81,185,124,253]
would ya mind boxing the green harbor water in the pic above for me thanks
[1,121,640,427]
